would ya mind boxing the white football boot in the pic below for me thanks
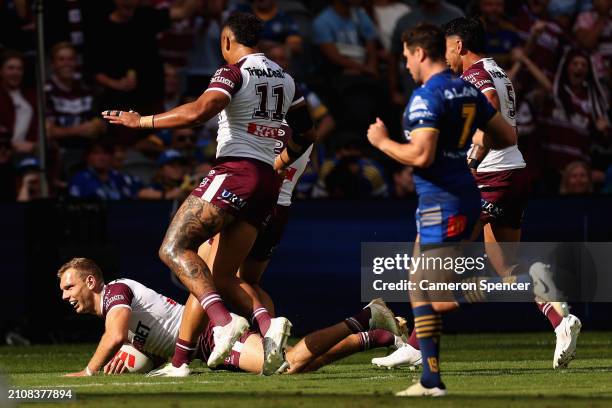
[372,343,422,369]
[146,362,190,377]
[396,381,447,397]
[529,262,564,302]
[365,298,401,335]
[262,317,292,376]
[207,313,249,368]
[553,314,582,369]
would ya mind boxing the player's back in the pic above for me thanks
[461,58,525,172]
[405,70,494,196]
[102,279,184,359]
[210,53,300,167]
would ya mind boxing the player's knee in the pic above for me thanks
[431,301,458,313]
[212,272,238,291]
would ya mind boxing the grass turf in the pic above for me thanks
[2,332,612,407]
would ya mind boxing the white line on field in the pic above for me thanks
[31,380,219,388]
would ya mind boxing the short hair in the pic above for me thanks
[444,17,487,54]
[401,23,446,62]
[57,257,104,281]
[50,42,76,60]
[222,12,263,47]
[0,49,25,68]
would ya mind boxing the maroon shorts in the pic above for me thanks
[248,203,291,261]
[195,321,256,372]
[475,168,529,229]
[191,157,281,228]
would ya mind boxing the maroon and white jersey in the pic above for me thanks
[205,53,303,166]
[461,58,525,172]
[101,279,183,359]
[274,123,311,206]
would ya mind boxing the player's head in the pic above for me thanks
[444,17,487,73]
[220,12,263,62]
[58,257,105,315]
[401,23,446,84]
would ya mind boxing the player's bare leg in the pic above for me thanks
[239,257,275,315]
[158,196,249,369]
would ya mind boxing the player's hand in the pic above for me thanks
[367,117,389,149]
[104,356,128,375]
[101,110,141,128]
[530,20,547,37]
[64,369,91,377]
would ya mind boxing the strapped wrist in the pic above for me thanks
[139,115,155,129]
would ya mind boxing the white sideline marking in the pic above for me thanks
[33,380,218,388]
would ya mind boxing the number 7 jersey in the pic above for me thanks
[205,53,304,166]
[403,69,496,196]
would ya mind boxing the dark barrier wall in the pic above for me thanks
[1,197,611,341]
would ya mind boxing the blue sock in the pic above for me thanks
[412,304,442,388]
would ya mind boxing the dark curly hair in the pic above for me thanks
[223,12,263,48]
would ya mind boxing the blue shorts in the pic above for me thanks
[416,191,480,244]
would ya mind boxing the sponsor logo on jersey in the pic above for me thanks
[274,139,285,155]
[410,96,428,112]
[245,67,285,78]
[247,122,281,138]
[104,294,125,310]
[444,87,478,100]
[218,189,246,209]
[490,70,508,79]
[132,321,151,350]
[446,215,467,238]
[211,75,235,89]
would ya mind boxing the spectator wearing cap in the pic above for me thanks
[137,149,191,201]
[68,142,141,200]
[45,42,105,177]
[16,157,44,202]
[0,50,37,154]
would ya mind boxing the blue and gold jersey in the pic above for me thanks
[403,69,496,196]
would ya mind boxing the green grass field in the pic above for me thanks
[2,332,612,407]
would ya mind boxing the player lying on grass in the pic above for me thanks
[58,257,406,376]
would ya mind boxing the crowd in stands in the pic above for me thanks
[1,0,612,202]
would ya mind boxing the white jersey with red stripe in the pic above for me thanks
[101,279,183,359]
[461,57,526,172]
[274,123,311,206]
[205,53,303,167]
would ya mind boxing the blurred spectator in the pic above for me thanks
[477,0,520,68]
[137,149,191,200]
[92,0,198,114]
[512,0,567,86]
[391,165,415,198]
[312,142,388,198]
[516,48,610,192]
[312,0,391,142]
[559,161,593,195]
[0,134,16,201]
[15,157,44,202]
[68,142,141,200]
[153,0,196,68]
[163,63,182,111]
[574,0,612,83]
[45,42,105,177]
[547,0,592,30]
[236,0,303,54]
[388,0,463,106]
[370,0,411,53]
[184,0,226,97]
[0,50,37,154]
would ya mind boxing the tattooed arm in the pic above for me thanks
[159,195,234,297]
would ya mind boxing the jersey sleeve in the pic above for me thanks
[102,282,134,318]
[474,89,498,129]
[290,81,305,107]
[461,68,496,94]
[403,89,442,133]
[205,65,243,100]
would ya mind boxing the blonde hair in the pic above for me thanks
[57,257,104,281]
[559,161,592,195]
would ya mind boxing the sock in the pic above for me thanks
[413,305,442,388]
[407,328,420,350]
[344,308,372,333]
[537,302,563,329]
[199,292,231,327]
[252,307,272,335]
[357,329,395,351]
[172,338,196,368]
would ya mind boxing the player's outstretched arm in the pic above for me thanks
[274,101,317,172]
[64,307,130,377]
[483,113,517,150]
[101,90,230,130]
[368,118,438,168]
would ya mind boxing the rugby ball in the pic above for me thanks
[114,343,155,373]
